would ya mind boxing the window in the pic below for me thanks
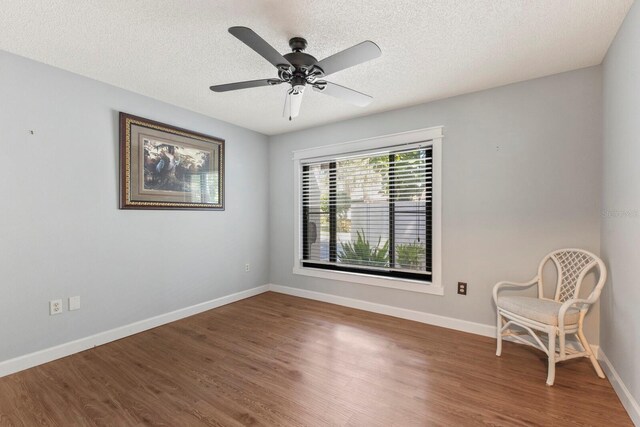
[293,127,443,294]
[301,146,432,280]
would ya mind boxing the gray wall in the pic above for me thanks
[269,66,603,342]
[602,0,640,408]
[0,48,608,365]
[0,51,270,362]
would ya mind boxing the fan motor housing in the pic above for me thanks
[283,52,318,71]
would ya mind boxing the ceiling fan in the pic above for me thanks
[210,27,381,120]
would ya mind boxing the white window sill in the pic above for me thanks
[292,266,444,295]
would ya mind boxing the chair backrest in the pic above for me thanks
[536,249,607,304]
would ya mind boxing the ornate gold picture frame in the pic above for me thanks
[119,113,224,210]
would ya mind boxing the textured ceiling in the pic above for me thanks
[0,0,633,135]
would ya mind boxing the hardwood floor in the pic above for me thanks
[0,292,631,426]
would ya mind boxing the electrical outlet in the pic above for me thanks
[245,263,250,272]
[457,282,467,295]
[50,299,63,315]
[69,296,81,311]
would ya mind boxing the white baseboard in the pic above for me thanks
[267,284,496,338]
[599,349,640,426]
[0,285,270,378]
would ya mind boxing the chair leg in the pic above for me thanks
[546,332,556,386]
[496,310,503,356]
[577,329,605,379]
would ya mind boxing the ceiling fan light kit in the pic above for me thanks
[210,26,381,121]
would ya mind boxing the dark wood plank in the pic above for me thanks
[0,292,632,426]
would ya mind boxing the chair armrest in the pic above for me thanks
[493,277,539,304]
[557,298,591,329]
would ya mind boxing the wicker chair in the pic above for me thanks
[493,248,606,386]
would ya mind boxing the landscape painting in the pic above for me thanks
[119,113,224,210]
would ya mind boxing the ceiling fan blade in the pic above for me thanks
[283,89,304,120]
[315,41,381,77]
[210,79,282,92]
[312,81,372,107]
[229,26,292,70]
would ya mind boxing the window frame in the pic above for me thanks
[292,127,443,295]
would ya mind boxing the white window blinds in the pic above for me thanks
[301,145,432,281]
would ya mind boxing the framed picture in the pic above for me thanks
[119,113,224,210]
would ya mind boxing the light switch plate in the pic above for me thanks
[69,296,81,311]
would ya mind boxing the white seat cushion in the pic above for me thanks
[497,296,580,326]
